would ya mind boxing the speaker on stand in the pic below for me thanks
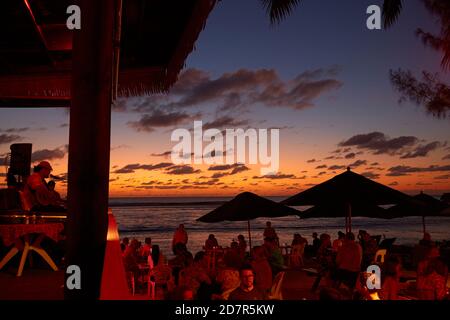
[8,143,32,185]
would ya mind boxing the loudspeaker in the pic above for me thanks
[9,143,32,177]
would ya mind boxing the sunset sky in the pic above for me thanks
[1,0,449,197]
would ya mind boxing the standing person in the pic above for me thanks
[172,224,188,254]
[312,232,321,257]
[140,237,152,260]
[250,246,272,294]
[333,232,362,290]
[237,234,247,258]
[205,234,219,251]
[228,265,265,300]
[332,231,345,253]
[263,221,278,244]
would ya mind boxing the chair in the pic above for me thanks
[267,271,285,300]
[373,249,387,264]
[18,190,33,212]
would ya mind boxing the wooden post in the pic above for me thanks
[422,216,426,236]
[66,0,115,299]
[247,220,252,252]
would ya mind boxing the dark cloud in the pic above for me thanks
[307,159,318,163]
[324,156,335,160]
[315,165,327,169]
[434,174,450,180]
[59,123,69,128]
[400,141,442,159]
[387,165,450,176]
[208,163,243,171]
[339,132,418,156]
[230,165,250,175]
[165,165,201,175]
[127,109,198,132]
[32,146,68,162]
[203,117,250,130]
[361,172,380,180]
[111,144,130,151]
[0,128,29,133]
[349,160,367,168]
[50,173,67,182]
[443,154,450,160]
[318,171,327,176]
[328,165,347,171]
[0,134,22,145]
[371,162,379,166]
[151,151,172,158]
[119,67,342,113]
[253,173,298,179]
[389,182,399,186]
[113,162,173,174]
[345,153,356,159]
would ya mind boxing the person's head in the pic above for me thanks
[122,237,129,245]
[208,234,215,240]
[346,232,355,241]
[130,239,140,250]
[239,265,255,290]
[47,180,56,191]
[266,221,271,227]
[338,231,345,239]
[145,237,152,245]
[35,161,53,178]
[312,232,318,239]
[238,234,245,241]
[178,224,184,230]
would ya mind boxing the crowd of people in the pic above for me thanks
[120,221,449,301]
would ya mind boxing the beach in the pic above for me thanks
[112,196,450,257]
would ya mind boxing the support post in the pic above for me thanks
[65,0,115,299]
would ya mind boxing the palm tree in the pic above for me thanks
[260,0,403,27]
[261,0,450,119]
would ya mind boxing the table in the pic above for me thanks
[0,222,64,276]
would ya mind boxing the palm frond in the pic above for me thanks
[383,0,403,29]
[259,0,302,25]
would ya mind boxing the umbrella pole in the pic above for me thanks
[422,216,426,235]
[247,220,252,252]
[347,202,352,234]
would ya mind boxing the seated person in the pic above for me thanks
[23,161,65,212]
[228,265,265,300]
[333,232,362,290]
[380,255,402,300]
[263,221,278,244]
[205,234,219,250]
[47,181,66,207]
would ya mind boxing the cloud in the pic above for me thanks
[127,109,198,132]
[50,173,68,182]
[113,162,173,174]
[400,141,442,159]
[324,156,335,160]
[339,132,418,156]
[59,123,69,128]
[315,165,327,169]
[435,174,450,180]
[151,151,172,158]
[165,165,201,175]
[203,117,250,130]
[230,165,250,175]
[443,154,450,160]
[0,128,29,133]
[307,159,318,163]
[0,134,22,145]
[253,173,298,179]
[361,172,380,180]
[328,165,347,171]
[345,153,356,159]
[208,163,243,171]
[389,181,399,186]
[32,146,68,162]
[119,67,342,113]
[349,160,367,168]
[387,165,450,176]
[371,162,379,166]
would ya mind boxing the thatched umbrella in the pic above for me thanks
[282,168,412,233]
[197,192,301,250]
[387,192,450,235]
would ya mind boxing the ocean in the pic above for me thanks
[110,196,450,258]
